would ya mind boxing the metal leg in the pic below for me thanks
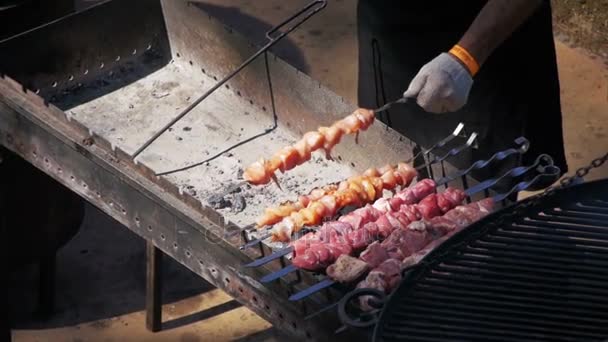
[146,240,162,332]
[1,250,9,342]
[37,254,56,318]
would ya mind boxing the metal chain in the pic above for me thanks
[518,152,607,207]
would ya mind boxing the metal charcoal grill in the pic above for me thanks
[0,0,494,339]
[368,177,608,341]
[0,0,587,340]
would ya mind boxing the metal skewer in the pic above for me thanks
[373,96,410,114]
[240,124,468,251]
[284,156,559,300]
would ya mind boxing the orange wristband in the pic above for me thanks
[449,44,480,77]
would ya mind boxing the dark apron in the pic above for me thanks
[0,148,85,268]
[357,1,568,190]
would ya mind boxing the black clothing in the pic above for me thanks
[357,1,568,188]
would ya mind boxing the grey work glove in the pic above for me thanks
[403,53,474,114]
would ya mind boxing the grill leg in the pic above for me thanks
[145,240,162,332]
[1,245,9,342]
[36,254,56,317]
[0,151,9,341]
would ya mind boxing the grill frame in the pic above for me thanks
[0,0,581,339]
[0,1,479,339]
[373,178,608,342]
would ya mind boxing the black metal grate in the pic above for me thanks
[374,179,608,342]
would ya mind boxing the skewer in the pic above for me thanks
[244,246,292,267]
[284,157,559,301]
[260,264,297,283]
[403,123,465,165]
[304,301,340,320]
[289,279,335,301]
[414,132,478,171]
[241,138,533,266]
[243,124,469,240]
[435,136,530,187]
[240,232,272,250]
[241,138,530,267]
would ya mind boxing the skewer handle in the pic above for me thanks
[436,137,530,186]
[244,246,293,267]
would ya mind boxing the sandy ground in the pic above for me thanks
[9,1,608,341]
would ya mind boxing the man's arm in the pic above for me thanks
[458,0,543,66]
[404,0,543,113]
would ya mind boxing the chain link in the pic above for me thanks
[550,152,608,195]
[519,152,607,215]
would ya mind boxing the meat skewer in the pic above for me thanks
[290,179,442,258]
[255,184,339,227]
[355,198,494,310]
[243,108,376,185]
[287,199,493,304]
[291,185,465,271]
[255,162,419,228]
[270,163,417,241]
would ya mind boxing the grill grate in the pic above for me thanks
[374,179,608,342]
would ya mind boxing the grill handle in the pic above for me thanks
[435,136,530,187]
[337,288,385,329]
[463,154,559,199]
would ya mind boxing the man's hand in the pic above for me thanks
[403,53,473,114]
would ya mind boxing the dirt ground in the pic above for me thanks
[553,0,608,59]
[9,1,608,341]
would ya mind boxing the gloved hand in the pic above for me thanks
[403,53,474,114]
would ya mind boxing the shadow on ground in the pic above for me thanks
[8,204,218,330]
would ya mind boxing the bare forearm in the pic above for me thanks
[458,0,542,66]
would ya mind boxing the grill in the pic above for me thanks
[0,0,602,340]
[372,178,608,341]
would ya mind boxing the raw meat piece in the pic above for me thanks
[359,241,389,268]
[292,242,352,271]
[326,255,370,283]
[375,215,393,238]
[357,259,402,310]
[373,198,392,212]
[399,204,420,222]
[338,214,364,231]
[375,259,402,292]
[438,187,467,213]
[416,194,441,219]
[291,232,320,257]
[384,212,405,231]
[345,227,373,251]
[292,249,319,270]
[475,198,495,213]
[401,234,451,269]
[317,221,352,242]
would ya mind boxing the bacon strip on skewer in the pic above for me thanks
[270,163,417,241]
[243,108,376,185]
